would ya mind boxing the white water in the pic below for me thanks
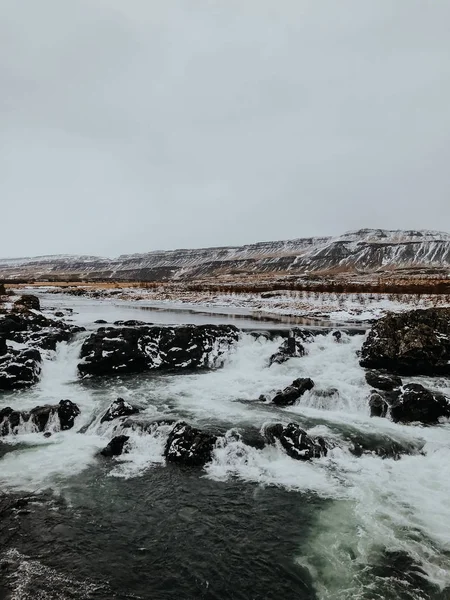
[1,327,450,598]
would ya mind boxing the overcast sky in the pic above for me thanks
[1,0,449,258]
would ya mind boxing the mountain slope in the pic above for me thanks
[1,229,449,282]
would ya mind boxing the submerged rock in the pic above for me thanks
[100,398,139,423]
[0,400,80,435]
[264,422,327,461]
[100,435,130,457]
[272,378,314,406]
[390,383,450,424]
[360,307,450,375]
[164,422,217,466]
[78,324,239,376]
[0,346,42,391]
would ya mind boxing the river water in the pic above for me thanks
[1,295,450,599]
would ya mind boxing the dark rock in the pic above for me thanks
[264,422,327,461]
[94,319,108,324]
[349,433,424,459]
[269,332,308,366]
[360,308,450,375]
[54,312,64,318]
[0,400,80,435]
[100,398,139,423]
[164,422,217,466]
[78,324,239,376]
[314,387,339,398]
[0,336,6,356]
[365,371,402,391]
[100,435,130,457]
[57,400,81,430]
[0,346,42,391]
[390,383,450,424]
[13,294,40,311]
[369,391,389,417]
[272,378,314,406]
[120,418,177,433]
[43,432,52,438]
[332,330,342,342]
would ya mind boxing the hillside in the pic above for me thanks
[1,229,449,282]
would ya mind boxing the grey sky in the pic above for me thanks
[1,0,449,258]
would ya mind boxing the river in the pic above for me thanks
[0,294,449,599]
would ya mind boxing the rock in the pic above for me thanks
[43,432,52,438]
[365,371,402,391]
[360,308,450,375]
[100,435,130,457]
[0,400,80,435]
[164,422,217,467]
[264,422,327,461]
[369,391,389,417]
[0,346,42,391]
[269,331,310,366]
[94,319,108,324]
[100,398,139,423]
[390,383,450,424]
[0,336,6,356]
[272,378,314,406]
[13,294,40,311]
[54,312,64,318]
[78,324,239,376]
[120,418,177,433]
[332,330,342,342]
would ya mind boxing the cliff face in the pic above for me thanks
[1,229,449,281]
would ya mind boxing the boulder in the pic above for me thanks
[390,383,450,424]
[369,391,389,418]
[164,422,217,467]
[272,378,314,406]
[360,308,450,375]
[0,400,80,435]
[13,294,40,311]
[269,330,313,366]
[100,398,139,423]
[0,347,42,391]
[0,336,6,356]
[365,371,402,391]
[264,422,327,461]
[94,319,108,324]
[100,435,130,457]
[54,312,64,318]
[78,324,239,376]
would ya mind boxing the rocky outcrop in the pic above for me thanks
[0,400,80,435]
[164,422,217,466]
[0,346,41,390]
[360,308,450,375]
[13,294,40,312]
[390,384,450,424]
[0,310,84,351]
[264,422,327,460]
[100,399,139,423]
[272,378,315,406]
[100,435,130,457]
[78,324,239,376]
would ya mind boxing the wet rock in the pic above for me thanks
[264,422,327,461]
[360,307,450,375]
[369,391,389,417]
[272,378,314,406]
[100,435,130,457]
[13,294,40,311]
[94,319,108,324]
[0,346,42,390]
[164,422,218,467]
[332,330,342,342]
[269,331,311,366]
[100,398,139,423]
[78,324,239,376]
[390,383,450,424]
[43,432,52,438]
[120,418,177,433]
[365,371,402,391]
[0,336,7,356]
[349,434,424,459]
[0,400,80,435]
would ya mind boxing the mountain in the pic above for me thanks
[1,229,449,282]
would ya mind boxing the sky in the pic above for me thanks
[1,0,450,258]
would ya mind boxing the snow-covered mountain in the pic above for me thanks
[1,229,449,281]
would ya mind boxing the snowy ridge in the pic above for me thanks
[1,229,449,280]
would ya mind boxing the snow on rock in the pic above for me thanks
[78,324,240,376]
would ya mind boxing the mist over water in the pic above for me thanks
[1,297,450,599]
